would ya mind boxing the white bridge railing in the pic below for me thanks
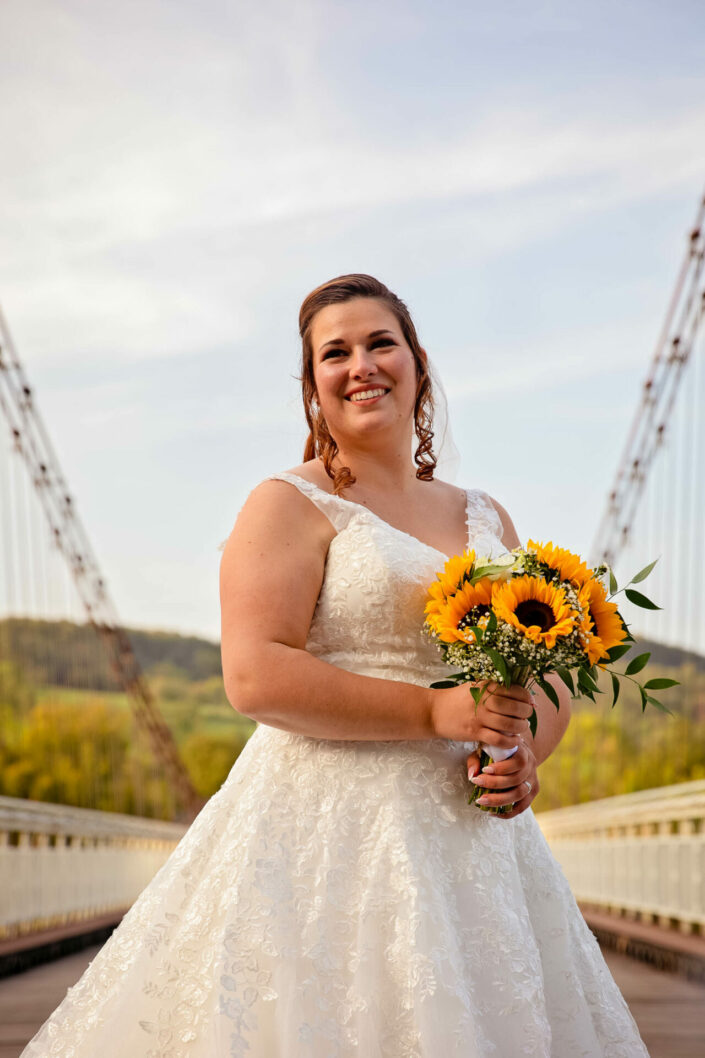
[1,782,703,944]
[0,796,187,940]
[536,779,705,933]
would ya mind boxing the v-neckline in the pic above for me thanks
[282,472,471,562]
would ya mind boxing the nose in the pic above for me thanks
[349,345,378,379]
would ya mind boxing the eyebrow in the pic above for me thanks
[318,329,396,355]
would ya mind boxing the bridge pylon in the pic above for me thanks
[0,305,203,821]
[591,190,705,569]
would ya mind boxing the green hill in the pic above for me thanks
[0,617,702,817]
[0,618,252,818]
[0,616,223,690]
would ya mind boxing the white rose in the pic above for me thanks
[476,551,521,583]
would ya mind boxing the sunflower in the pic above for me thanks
[424,579,448,622]
[428,549,477,607]
[527,539,593,588]
[493,575,577,648]
[429,578,494,644]
[578,578,628,666]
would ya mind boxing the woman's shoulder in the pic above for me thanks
[466,490,520,550]
[246,463,331,510]
[243,461,345,535]
[429,476,517,551]
[429,476,500,517]
[220,468,336,557]
[277,460,335,493]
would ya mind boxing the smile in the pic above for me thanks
[346,387,389,403]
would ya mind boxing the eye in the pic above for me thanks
[370,338,396,350]
[321,348,347,360]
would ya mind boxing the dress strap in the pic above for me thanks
[266,472,353,533]
[465,488,506,558]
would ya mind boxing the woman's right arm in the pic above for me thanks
[219,479,531,745]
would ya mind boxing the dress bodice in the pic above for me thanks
[267,472,506,686]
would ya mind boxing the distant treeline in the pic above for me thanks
[2,616,703,691]
[0,617,703,818]
[0,617,223,690]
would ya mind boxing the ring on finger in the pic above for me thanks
[523,779,533,794]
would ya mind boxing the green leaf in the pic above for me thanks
[624,652,650,675]
[606,643,632,662]
[528,707,538,738]
[610,672,620,708]
[468,624,483,645]
[643,677,680,690]
[538,677,560,710]
[472,563,509,581]
[485,610,497,634]
[577,668,599,693]
[469,686,485,707]
[554,666,575,695]
[485,647,510,685]
[431,679,462,689]
[608,567,618,595]
[630,557,659,584]
[624,588,661,610]
[576,669,597,701]
[645,695,674,716]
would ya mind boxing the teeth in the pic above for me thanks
[349,388,387,402]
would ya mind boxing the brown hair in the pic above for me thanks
[299,274,436,495]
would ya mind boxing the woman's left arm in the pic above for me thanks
[464,496,572,818]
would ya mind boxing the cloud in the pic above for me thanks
[439,313,660,401]
[2,0,704,370]
[1,0,703,638]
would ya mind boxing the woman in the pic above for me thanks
[21,274,649,1057]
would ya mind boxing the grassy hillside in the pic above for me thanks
[0,618,253,818]
[1,617,702,817]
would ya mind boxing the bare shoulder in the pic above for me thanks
[422,476,467,507]
[282,458,335,492]
[219,471,335,691]
[484,493,522,550]
[221,471,335,562]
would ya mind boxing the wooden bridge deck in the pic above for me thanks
[0,944,703,1057]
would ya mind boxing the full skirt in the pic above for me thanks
[21,725,649,1058]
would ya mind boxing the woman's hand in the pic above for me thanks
[466,739,539,819]
[430,680,533,747]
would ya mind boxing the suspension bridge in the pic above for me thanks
[0,195,704,1057]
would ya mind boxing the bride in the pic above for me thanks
[21,273,649,1057]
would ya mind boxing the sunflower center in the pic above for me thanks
[515,600,555,632]
[458,604,490,631]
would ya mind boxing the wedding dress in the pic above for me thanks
[21,472,649,1058]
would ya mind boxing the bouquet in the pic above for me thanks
[423,541,677,812]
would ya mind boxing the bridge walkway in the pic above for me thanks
[0,943,703,1058]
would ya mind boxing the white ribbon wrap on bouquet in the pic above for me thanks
[481,742,519,763]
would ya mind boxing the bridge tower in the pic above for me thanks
[0,308,202,820]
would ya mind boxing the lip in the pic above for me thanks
[344,386,390,403]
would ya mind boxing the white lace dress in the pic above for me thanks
[21,472,650,1058]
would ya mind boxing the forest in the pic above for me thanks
[0,618,703,819]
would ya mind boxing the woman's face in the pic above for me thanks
[309,297,418,449]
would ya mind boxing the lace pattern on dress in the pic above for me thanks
[265,472,355,534]
[464,488,506,558]
[20,472,650,1058]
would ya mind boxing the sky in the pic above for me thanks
[0,0,704,644]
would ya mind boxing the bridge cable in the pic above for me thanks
[0,306,203,820]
